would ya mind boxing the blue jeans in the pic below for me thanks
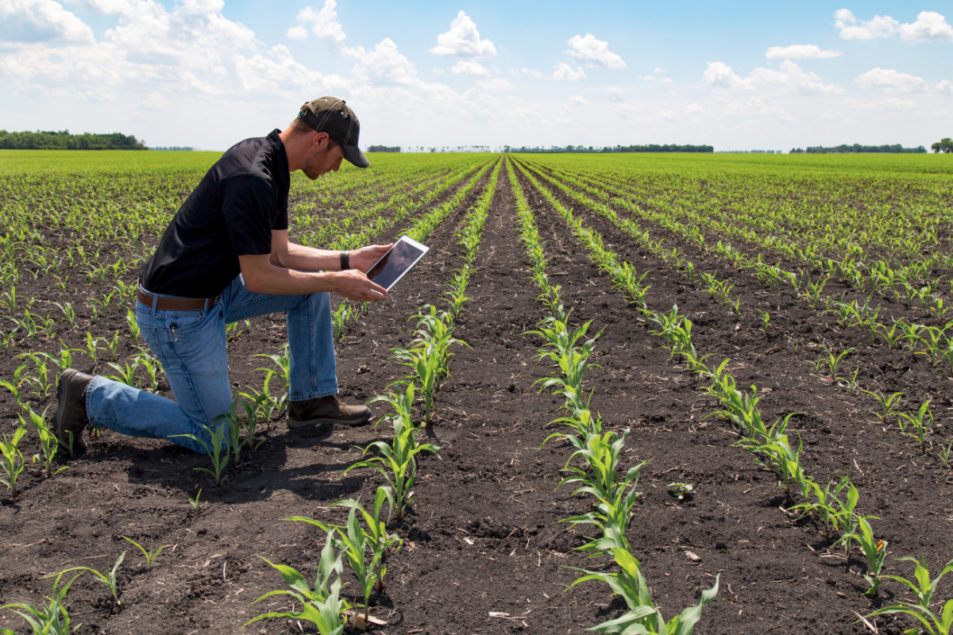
[84,276,338,453]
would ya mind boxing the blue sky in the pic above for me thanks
[1,1,950,151]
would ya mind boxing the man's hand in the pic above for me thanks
[332,269,388,302]
[348,243,393,272]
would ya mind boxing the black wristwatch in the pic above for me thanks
[340,251,350,270]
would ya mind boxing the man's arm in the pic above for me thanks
[270,229,392,273]
[238,230,390,301]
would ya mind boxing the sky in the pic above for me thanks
[1,0,951,152]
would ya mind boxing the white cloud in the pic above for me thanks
[345,38,418,85]
[0,0,95,43]
[766,44,842,60]
[898,11,953,42]
[235,44,340,95]
[566,33,625,69]
[685,103,703,115]
[607,86,624,102]
[834,9,899,40]
[520,67,543,79]
[855,67,928,92]
[704,60,842,95]
[553,62,585,81]
[287,25,307,40]
[835,8,953,42]
[291,1,345,44]
[451,60,490,77]
[569,95,588,106]
[431,10,496,58]
[937,80,953,96]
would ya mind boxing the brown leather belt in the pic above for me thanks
[136,287,219,311]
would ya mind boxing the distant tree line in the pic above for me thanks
[506,144,713,153]
[789,144,926,154]
[930,138,952,153]
[367,145,400,152]
[0,130,146,150]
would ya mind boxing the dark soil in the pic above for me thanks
[2,156,952,634]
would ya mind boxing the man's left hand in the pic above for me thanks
[349,244,393,272]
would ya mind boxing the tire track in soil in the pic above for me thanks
[513,163,875,633]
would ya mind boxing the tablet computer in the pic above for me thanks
[365,236,430,291]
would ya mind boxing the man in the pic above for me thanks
[54,97,391,454]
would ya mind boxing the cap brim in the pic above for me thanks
[342,144,369,168]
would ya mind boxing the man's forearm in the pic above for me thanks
[278,241,345,271]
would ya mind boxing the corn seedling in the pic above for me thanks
[866,389,904,426]
[865,557,953,635]
[835,514,887,596]
[346,384,439,521]
[897,399,934,454]
[21,406,66,479]
[350,383,440,520]
[246,530,351,634]
[18,353,53,400]
[188,488,202,509]
[57,551,126,609]
[288,487,402,623]
[758,310,771,334]
[940,439,953,467]
[569,546,720,635]
[391,305,467,426]
[816,344,855,378]
[105,357,141,387]
[120,536,167,568]
[0,424,27,498]
[172,419,231,485]
[254,345,291,416]
[0,570,82,634]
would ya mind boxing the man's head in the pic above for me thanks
[296,97,369,169]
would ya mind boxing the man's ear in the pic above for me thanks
[312,130,331,148]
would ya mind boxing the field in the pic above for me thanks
[1,148,953,634]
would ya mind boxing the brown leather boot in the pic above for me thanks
[288,394,371,429]
[54,369,94,455]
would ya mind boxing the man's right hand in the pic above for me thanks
[332,269,388,302]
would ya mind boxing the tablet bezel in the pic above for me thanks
[365,235,430,291]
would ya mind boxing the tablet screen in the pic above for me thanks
[365,236,429,291]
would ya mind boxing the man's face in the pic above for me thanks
[303,134,344,179]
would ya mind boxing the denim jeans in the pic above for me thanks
[84,275,338,453]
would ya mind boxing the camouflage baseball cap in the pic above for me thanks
[298,97,369,168]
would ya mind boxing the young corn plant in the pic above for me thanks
[836,514,887,597]
[391,305,467,426]
[287,487,402,625]
[569,547,720,635]
[0,570,82,634]
[172,419,231,486]
[866,389,903,426]
[57,551,126,609]
[21,406,67,479]
[121,536,167,568]
[346,383,439,521]
[865,557,953,634]
[246,531,351,634]
[529,312,602,413]
[897,399,934,454]
[0,424,27,499]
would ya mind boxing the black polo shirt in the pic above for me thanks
[139,129,290,298]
